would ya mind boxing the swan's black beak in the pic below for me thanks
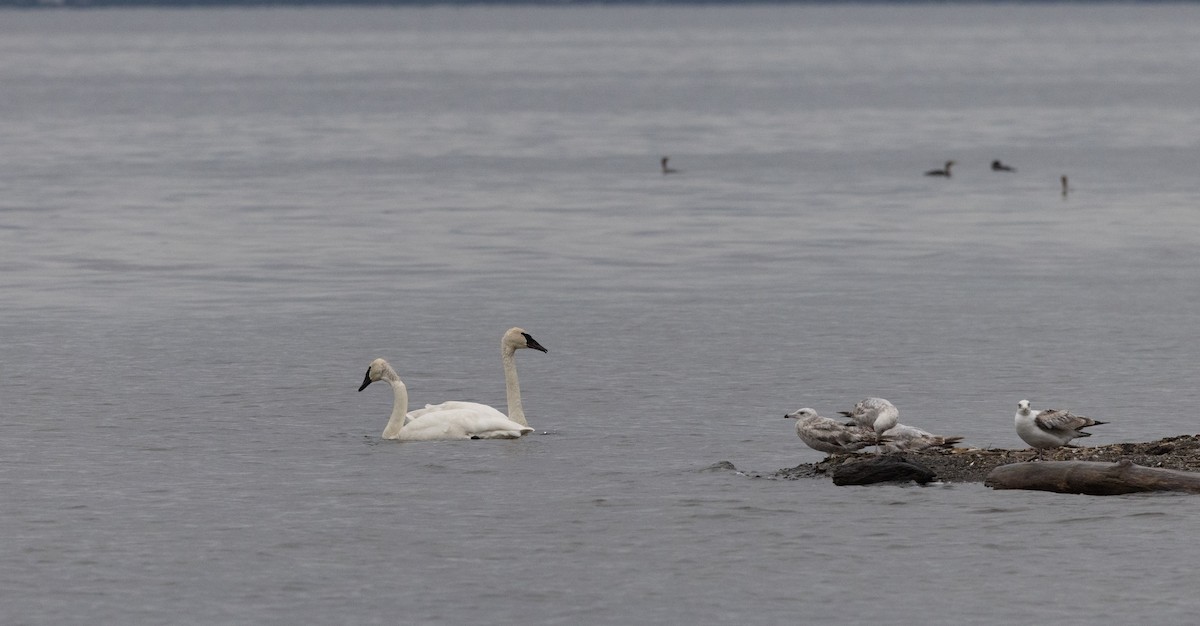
[358,370,373,392]
[523,333,548,353]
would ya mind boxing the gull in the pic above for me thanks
[878,424,964,453]
[839,397,899,454]
[784,408,880,455]
[1014,399,1106,459]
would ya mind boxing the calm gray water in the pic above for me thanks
[3,5,1200,624]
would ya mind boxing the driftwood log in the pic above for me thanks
[984,459,1200,495]
[831,455,937,486]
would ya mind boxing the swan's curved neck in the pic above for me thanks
[501,346,527,426]
[381,366,409,439]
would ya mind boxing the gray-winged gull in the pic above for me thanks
[839,397,900,454]
[1014,399,1106,458]
[784,408,879,455]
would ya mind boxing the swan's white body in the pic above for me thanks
[358,358,533,441]
[1014,399,1105,450]
[405,401,506,425]
[785,408,878,455]
[401,327,546,428]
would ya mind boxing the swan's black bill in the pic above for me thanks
[358,370,373,392]
[523,333,548,353]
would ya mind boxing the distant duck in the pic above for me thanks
[924,160,955,177]
[661,156,679,175]
[1061,175,1070,196]
[991,160,1016,172]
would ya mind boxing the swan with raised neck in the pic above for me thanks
[357,358,533,441]
[399,327,547,428]
[500,327,546,426]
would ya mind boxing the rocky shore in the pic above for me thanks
[770,434,1200,483]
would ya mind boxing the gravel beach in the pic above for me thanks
[769,435,1200,483]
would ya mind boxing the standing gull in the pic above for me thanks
[784,408,880,455]
[1014,399,1106,459]
[840,397,899,454]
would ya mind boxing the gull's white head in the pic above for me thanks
[1017,399,1032,415]
[785,408,818,420]
[503,327,548,353]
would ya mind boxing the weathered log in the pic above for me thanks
[984,459,1200,495]
[831,455,936,486]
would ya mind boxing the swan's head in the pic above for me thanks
[785,408,818,420]
[1017,399,1032,415]
[504,327,548,353]
[358,358,391,392]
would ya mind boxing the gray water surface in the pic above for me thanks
[3,5,1200,624]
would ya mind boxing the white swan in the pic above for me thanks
[357,358,533,441]
[402,327,547,428]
